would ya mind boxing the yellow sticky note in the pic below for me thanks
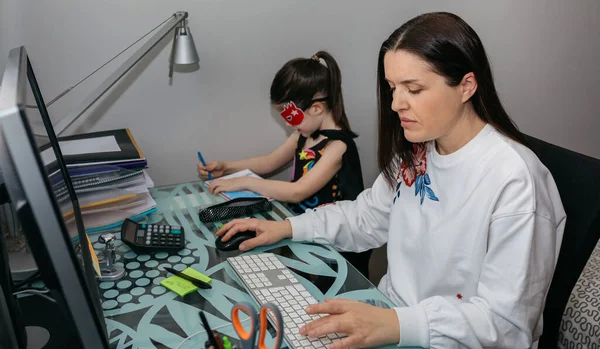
[160,268,212,297]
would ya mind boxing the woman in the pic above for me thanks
[217,12,565,348]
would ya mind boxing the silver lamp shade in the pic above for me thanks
[172,25,199,65]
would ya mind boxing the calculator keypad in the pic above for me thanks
[141,224,183,248]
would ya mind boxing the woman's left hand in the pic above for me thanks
[300,298,400,349]
[208,177,252,194]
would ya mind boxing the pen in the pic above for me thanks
[165,267,212,289]
[197,151,213,180]
[199,311,220,349]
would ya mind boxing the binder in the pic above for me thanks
[41,128,145,174]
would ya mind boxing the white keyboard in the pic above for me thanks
[228,253,347,349]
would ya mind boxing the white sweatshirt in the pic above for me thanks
[288,124,566,348]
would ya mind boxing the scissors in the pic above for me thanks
[231,302,284,349]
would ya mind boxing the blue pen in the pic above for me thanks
[197,151,213,180]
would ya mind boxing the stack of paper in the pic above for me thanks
[63,170,157,237]
[49,128,157,238]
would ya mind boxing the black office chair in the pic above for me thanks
[524,135,600,348]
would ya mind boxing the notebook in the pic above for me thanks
[203,169,265,200]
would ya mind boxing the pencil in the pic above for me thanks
[197,151,213,180]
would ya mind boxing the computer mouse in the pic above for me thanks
[215,231,257,251]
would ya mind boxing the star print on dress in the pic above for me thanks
[299,149,316,161]
[457,294,463,300]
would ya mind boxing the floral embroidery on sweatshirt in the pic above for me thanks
[394,143,439,205]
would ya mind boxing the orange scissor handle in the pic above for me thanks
[231,302,257,344]
[257,303,284,349]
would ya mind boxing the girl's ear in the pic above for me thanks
[309,101,326,116]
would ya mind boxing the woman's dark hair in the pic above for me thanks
[270,51,356,136]
[377,12,527,186]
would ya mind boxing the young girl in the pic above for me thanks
[198,51,371,277]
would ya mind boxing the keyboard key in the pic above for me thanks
[294,284,305,291]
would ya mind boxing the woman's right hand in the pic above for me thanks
[215,218,292,251]
[198,161,228,180]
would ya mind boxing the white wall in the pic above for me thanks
[1,0,599,186]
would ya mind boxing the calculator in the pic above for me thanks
[120,218,185,252]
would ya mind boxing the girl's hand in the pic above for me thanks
[207,177,251,194]
[300,298,400,349]
[198,161,228,179]
[215,218,292,251]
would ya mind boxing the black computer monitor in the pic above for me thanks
[0,46,109,348]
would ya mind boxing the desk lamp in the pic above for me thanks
[30,11,199,136]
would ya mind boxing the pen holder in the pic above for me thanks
[198,198,272,223]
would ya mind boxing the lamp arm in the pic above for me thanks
[54,11,188,136]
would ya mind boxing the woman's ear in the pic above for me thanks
[460,72,478,103]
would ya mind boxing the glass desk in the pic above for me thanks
[90,181,402,349]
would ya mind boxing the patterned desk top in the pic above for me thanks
[88,182,398,349]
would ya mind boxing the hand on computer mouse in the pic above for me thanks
[216,218,292,251]
[198,161,228,180]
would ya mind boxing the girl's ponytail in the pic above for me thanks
[312,51,356,137]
